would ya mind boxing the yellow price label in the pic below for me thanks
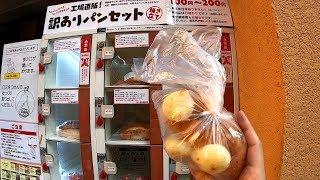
[19,165,25,173]
[10,162,16,171]
[4,73,20,79]
[10,172,16,180]
[20,174,26,180]
[1,159,11,171]
[29,167,37,176]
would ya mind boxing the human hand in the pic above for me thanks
[237,111,266,180]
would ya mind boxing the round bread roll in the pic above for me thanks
[164,135,192,162]
[162,90,194,123]
[191,144,231,175]
[119,123,150,140]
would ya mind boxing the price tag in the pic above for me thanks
[45,154,54,167]
[102,47,114,59]
[43,53,52,64]
[104,161,117,175]
[41,104,50,116]
[101,105,114,118]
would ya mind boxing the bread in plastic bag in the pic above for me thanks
[133,26,247,179]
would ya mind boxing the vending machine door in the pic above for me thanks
[96,31,164,180]
[43,36,93,180]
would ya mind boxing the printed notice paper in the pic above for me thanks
[0,39,41,123]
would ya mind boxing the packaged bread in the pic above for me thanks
[57,120,80,140]
[132,26,247,179]
[119,123,150,140]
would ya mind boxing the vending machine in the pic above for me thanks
[38,35,94,180]
[0,1,238,180]
[36,26,238,180]
[93,29,168,180]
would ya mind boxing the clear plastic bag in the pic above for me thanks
[133,26,246,179]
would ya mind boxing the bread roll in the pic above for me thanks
[164,135,192,161]
[191,144,231,175]
[119,123,149,140]
[57,120,80,140]
[162,90,194,123]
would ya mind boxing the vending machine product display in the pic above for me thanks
[93,30,165,180]
[0,0,240,180]
[39,35,93,180]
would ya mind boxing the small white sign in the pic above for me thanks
[41,104,51,116]
[0,121,41,164]
[101,105,114,118]
[43,53,52,64]
[114,89,149,104]
[53,38,80,52]
[115,33,149,48]
[102,47,114,59]
[80,52,90,85]
[51,90,79,104]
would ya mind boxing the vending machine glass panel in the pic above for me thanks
[106,146,151,180]
[45,38,81,89]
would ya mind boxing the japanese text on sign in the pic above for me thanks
[171,0,233,26]
[221,33,233,83]
[114,89,149,104]
[115,33,149,48]
[53,37,80,52]
[51,90,79,104]
[0,39,41,123]
[44,0,170,35]
[0,121,41,164]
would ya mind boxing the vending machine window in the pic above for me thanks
[96,30,164,180]
[42,36,93,180]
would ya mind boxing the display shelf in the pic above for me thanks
[46,135,80,143]
[106,130,150,146]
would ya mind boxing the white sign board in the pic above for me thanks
[115,33,149,48]
[114,89,149,104]
[0,39,41,123]
[43,0,171,35]
[172,0,233,27]
[53,37,81,52]
[51,90,79,104]
[0,121,41,164]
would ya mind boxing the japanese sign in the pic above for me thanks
[114,89,149,104]
[115,33,149,48]
[0,121,41,164]
[53,37,81,52]
[221,33,233,83]
[172,0,233,26]
[43,0,171,35]
[1,158,42,180]
[80,35,92,85]
[0,40,41,123]
[51,90,79,104]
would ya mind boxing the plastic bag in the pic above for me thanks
[133,26,247,179]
